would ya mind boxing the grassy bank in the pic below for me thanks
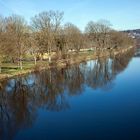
[0,46,134,80]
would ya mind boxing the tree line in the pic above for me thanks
[0,10,134,70]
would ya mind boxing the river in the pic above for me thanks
[0,49,140,140]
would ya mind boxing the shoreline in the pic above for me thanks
[0,46,134,81]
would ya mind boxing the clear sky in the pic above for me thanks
[0,0,140,31]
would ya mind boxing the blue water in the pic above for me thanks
[0,51,140,140]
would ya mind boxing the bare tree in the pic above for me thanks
[26,27,40,65]
[5,15,28,69]
[110,30,134,49]
[31,10,64,62]
[64,23,83,53]
[85,20,112,50]
[0,15,4,73]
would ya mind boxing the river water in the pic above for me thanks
[0,50,140,140]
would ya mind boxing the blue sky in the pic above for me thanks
[0,0,140,31]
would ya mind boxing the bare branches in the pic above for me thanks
[0,11,134,72]
[3,15,28,69]
[64,23,83,52]
[85,20,133,50]
[31,11,64,62]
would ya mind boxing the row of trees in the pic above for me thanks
[0,11,134,70]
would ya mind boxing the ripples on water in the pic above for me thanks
[0,49,140,140]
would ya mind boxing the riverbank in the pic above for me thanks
[0,46,134,81]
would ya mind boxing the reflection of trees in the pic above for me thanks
[86,58,115,90]
[86,51,134,89]
[134,48,140,57]
[31,69,69,111]
[0,77,37,140]
[0,50,134,139]
[65,65,85,96]
[113,50,134,74]
[86,50,134,90]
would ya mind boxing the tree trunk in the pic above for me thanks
[0,61,1,73]
[48,55,51,63]
[34,56,37,65]
[19,56,23,70]
[48,43,52,63]
[12,57,15,63]
[20,61,23,70]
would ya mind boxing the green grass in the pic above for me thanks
[0,60,50,75]
[1,62,33,75]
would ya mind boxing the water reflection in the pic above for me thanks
[134,47,140,57]
[0,50,134,140]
